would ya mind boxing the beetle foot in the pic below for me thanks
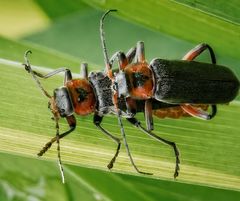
[107,142,121,169]
[37,141,53,157]
[173,143,180,179]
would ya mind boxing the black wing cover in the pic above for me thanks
[151,59,239,104]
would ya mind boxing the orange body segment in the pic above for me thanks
[124,62,153,99]
[66,79,96,116]
[154,104,209,119]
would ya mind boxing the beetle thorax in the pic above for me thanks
[124,62,154,99]
[65,79,96,116]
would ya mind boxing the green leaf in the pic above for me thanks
[174,0,240,24]
[0,0,240,200]
[1,152,240,201]
[0,36,240,190]
[82,0,240,63]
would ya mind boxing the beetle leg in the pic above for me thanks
[109,51,128,70]
[24,50,57,98]
[126,46,137,63]
[127,117,180,178]
[135,41,145,63]
[181,104,217,120]
[116,111,152,175]
[145,99,154,131]
[136,40,153,120]
[182,43,217,120]
[109,45,137,70]
[94,113,121,169]
[182,43,216,64]
[136,41,153,130]
[64,69,73,84]
[126,47,137,63]
[37,115,76,156]
[80,63,88,80]
[24,64,71,80]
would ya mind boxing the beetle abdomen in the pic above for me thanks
[151,59,239,104]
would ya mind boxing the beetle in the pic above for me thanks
[98,9,240,177]
[23,51,212,181]
[23,10,239,182]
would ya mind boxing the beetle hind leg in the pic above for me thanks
[183,43,216,64]
[181,104,217,120]
[182,43,218,120]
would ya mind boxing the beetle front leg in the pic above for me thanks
[127,117,180,178]
[37,115,76,156]
[182,43,217,120]
[93,113,121,169]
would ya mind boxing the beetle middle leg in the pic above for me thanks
[94,113,121,169]
[116,111,152,175]
[127,117,180,178]
[181,43,218,120]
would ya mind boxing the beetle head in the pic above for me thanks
[48,87,74,118]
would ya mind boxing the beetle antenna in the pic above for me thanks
[23,50,51,98]
[100,9,117,72]
[55,119,65,183]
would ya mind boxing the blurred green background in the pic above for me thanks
[0,0,240,200]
